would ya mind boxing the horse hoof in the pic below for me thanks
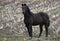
[29,37,32,40]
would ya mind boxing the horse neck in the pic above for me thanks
[24,6,32,19]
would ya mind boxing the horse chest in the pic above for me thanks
[24,18,33,24]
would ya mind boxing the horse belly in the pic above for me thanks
[32,17,43,25]
[32,23,40,25]
[33,21,41,25]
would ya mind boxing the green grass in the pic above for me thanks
[0,32,60,41]
[0,35,26,41]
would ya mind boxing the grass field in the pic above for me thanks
[0,31,60,41]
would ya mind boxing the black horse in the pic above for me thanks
[21,4,50,38]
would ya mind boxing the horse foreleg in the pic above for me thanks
[28,25,32,38]
[26,25,32,38]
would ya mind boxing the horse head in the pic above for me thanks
[21,3,31,14]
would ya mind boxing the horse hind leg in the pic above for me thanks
[45,21,50,37]
[39,24,43,37]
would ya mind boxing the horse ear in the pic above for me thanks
[22,3,26,6]
[22,4,23,6]
[24,4,26,6]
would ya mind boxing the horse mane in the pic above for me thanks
[26,6,31,13]
[24,4,32,15]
